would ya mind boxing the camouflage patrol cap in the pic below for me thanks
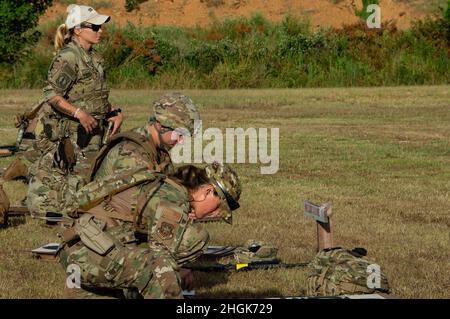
[205,162,242,224]
[151,92,200,136]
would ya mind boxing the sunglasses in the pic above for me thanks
[81,23,102,32]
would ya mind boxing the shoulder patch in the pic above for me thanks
[157,221,175,240]
[48,59,77,93]
[156,201,183,223]
[153,201,187,245]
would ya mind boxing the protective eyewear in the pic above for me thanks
[81,23,102,32]
[214,178,240,211]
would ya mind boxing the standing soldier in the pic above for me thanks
[26,4,124,218]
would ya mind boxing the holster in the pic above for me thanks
[61,227,80,247]
[53,137,77,173]
[72,214,116,256]
[76,124,92,148]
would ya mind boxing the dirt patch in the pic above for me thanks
[43,0,425,29]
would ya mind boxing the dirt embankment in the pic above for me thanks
[43,0,424,29]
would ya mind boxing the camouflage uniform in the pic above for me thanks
[306,247,390,296]
[59,230,185,299]
[26,36,113,218]
[74,93,200,213]
[58,162,241,299]
[41,35,112,167]
[1,102,52,182]
[92,126,173,181]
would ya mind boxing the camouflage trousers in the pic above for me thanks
[59,241,183,299]
[26,167,83,218]
[1,136,52,182]
[26,142,97,218]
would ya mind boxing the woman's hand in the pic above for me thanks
[75,109,98,134]
[107,109,124,136]
[49,96,98,134]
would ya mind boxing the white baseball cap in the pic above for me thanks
[65,4,110,29]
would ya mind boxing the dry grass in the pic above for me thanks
[403,0,449,15]
[0,86,449,298]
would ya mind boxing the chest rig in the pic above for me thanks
[63,41,110,116]
[77,131,181,242]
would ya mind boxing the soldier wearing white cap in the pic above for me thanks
[26,4,123,219]
[45,4,121,137]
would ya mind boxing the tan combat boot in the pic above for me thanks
[2,158,28,181]
[0,185,10,225]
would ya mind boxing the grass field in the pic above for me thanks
[0,86,449,298]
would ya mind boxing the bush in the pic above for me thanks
[1,13,449,89]
[0,0,52,63]
[125,0,147,12]
[445,0,450,42]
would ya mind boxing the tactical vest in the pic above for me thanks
[78,167,191,254]
[59,41,110,116]
[79,130,176,234]
[87,131,172,182]
[42,40,110,147]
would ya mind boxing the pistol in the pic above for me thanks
[102,108,122,145]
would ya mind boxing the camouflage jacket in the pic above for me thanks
[93,126,174,180]
[142,177,209,265]
[77,170,209,266]
[43,37,111,116]
[40,38,111,153]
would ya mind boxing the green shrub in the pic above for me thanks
[444,0,450,43]
[0,0,52,63]
[125,0,147,12]
[445,0,450,22]
[1,12,449,89]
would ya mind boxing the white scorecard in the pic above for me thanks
[304,201,329,224]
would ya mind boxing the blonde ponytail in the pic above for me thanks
[54,23,73,53]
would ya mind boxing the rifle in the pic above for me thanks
[1,205,65,226]
[0,99,47,156]
[1,206,28,226]
[182,290,388,299]
[185,259,310,272]
[14,99,47,148]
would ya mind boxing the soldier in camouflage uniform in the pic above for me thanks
[90,92,201,181]
[5,6,121,184]
[1,102,50,183]
[26,5,126,218]
[27,92,200,218]
[58,162,242,298]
